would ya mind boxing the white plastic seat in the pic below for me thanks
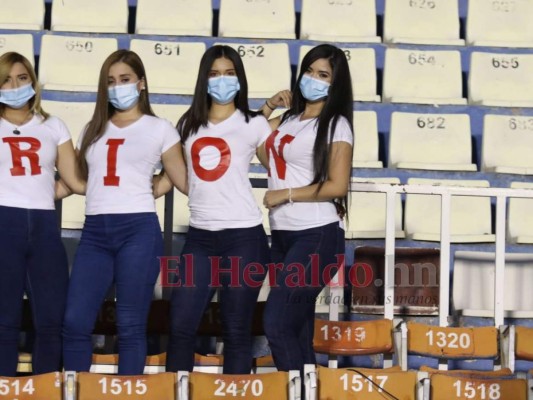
[383,48,466,105]
[298,45,380,102]
[453,250,533,318]
[388,112,476,171]
[384,0,464,45]
[0,34,35,66]
[346,177,404,239]
[352,111,381,168]
[51,0,128,33]
[218,0,295,39]
[508,182,533,244]
[468,51,533,107]
[251,187,270,235]
[130,39,206,95]
[218,42,291,99]
[42,100,95,229]
[39,34,118,92]
[300,0,380,43]
[467,0,533,47]
[135,0,211,36]
[0,0,44,30]
[404,178,495,243]
[482,114,533,175]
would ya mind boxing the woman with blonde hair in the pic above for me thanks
[0,52,83,375]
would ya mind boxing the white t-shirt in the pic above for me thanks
[267,114,353,231]
[0,114,71,210]
[183,110,270,231]
[80,115,179,215]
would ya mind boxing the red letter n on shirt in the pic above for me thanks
[265,130,295,180]
[2,137,42,176]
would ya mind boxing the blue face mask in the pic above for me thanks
[299,74,330,102]
[0,83,36,109]
[207,76,240,105]
[108,82,140,110]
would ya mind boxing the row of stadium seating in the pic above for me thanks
[3,0,533,49]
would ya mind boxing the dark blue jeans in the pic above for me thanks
[263,222,345,372]
[62,212,162,375]
[0,205,68,376]
[166,224,269,374]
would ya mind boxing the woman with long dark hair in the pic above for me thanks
[165,45,270,374]
[261,44,353,373]
[62,49,187,375]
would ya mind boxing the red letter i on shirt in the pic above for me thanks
[103,138,125,186]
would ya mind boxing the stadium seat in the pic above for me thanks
[352,111,381,167]
[0,372,63,399]
[421,370,527,400]
[0,34,35,65]
[51,0,128,33]
[135,0,212,36]
[384,0,464,45]
[482,115,533,175]
[404,178,495,243]
[0,0,44,30]
[299,45,380,103]
[346,178,404,239]
[218,0,295,39]
[218,42,291,98]
[388,112,476,171]
[508,182,533,244]
[130,39,206,95]
[467,0,533,47]
[468,51,533,107]
[42,100,94,229]
[151,104,189,127]
[39,34,118,92]
[304,365,424,400]
[453,251,533,319]
[383,48,466,105]
[299,0,380,43]
[251,187,270,235]
[63,371,176,400]
[177,370,300,400]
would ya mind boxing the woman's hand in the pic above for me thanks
[263,188,289,209]
[267,90,292,109]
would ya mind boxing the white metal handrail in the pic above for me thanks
[350,182,533,327]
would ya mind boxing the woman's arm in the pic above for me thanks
[155,143,188,198]
[260,90,292,119]
[263,141,352,209]
[55,140,86,199]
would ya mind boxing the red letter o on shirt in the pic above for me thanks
[191,137,231,182]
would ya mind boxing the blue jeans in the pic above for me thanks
[166,224,269,374]
[263,222,345,372]
[62,213,162,375]
[0,205,68,376]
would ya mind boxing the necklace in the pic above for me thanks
[4,111,33,135]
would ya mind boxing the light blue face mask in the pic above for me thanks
[108,82,140,110]
[0,83,36,109]
[299,74,330,102]
[207,75,240,105]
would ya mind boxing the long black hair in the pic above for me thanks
[177,45,260,142]
[282,44,353,215]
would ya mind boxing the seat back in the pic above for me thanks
[0,0,44,30]
[218,0,295,39]
[0,34,35,66]
[516,326,533,361]
[384,0,463,45]
[135,0,212,36]
[130,39,206,95]
[388,112,475,171]
[300,0,379,43]
[469,52,533,107]
[51,0,128,33]
[383,48,465,105]
[0,372,62,400]
[508,182,533,244]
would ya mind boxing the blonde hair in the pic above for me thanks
[0,52,48,119]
